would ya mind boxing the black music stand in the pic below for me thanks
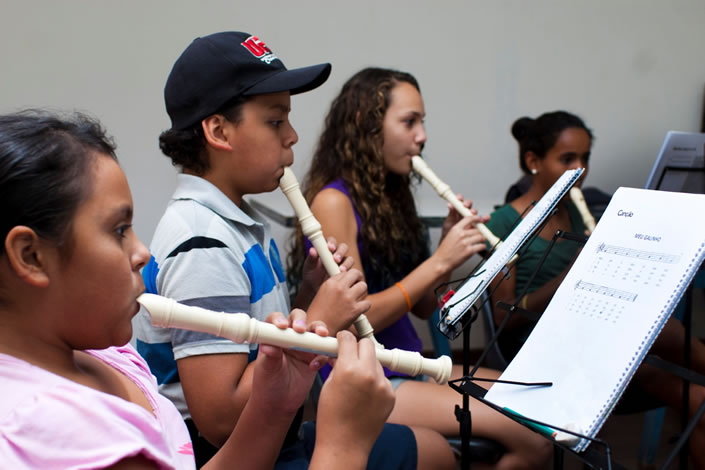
[439,203,558,470]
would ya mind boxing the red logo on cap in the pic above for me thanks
[241,36,272,58]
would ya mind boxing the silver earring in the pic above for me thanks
[531,168,537,175]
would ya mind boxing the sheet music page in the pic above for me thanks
[484,187,705,451]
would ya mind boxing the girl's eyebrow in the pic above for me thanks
[109,205,133,221]
[560,151,590,157]
[403,110,425,118]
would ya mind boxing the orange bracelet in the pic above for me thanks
[395,282,412,312]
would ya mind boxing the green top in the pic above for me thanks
[485,200,587,360]
[486,201,586,296]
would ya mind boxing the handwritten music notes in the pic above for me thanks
[485,187,705,452]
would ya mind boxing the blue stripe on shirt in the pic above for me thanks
[269,240,286,283]
[135,339,179,385]
[142,255,159,294]
[242,244,276,303]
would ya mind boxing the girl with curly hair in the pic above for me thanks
[288,67,553,469]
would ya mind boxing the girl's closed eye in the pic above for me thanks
[562,154,578,165]
[404,117,422,128]
[404,116,425,130]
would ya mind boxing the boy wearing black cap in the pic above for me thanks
[135,32,419,469]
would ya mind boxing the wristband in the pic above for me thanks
[395,282,412,312]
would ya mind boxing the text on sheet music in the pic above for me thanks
[634,233,662,242]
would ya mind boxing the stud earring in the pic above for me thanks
[531,168,537,175]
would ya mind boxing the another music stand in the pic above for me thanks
[643,131,705,469]
[645,131,705,194]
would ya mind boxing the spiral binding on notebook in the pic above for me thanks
[582,240,705,451]
[438,168,584,339]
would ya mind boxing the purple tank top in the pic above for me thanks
[307,179,423,378]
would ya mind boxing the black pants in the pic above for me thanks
[184,408,304,468]
[184,419,219,468]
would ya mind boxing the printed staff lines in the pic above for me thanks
[596,243,680,264]
[575,280,638,302]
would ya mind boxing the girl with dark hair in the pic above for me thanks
[0,110,399,470]
[289,68,553,470]
[487,110,594,360]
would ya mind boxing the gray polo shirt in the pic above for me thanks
[134,174,290,418]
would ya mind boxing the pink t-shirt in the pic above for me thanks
[0,345,195,469]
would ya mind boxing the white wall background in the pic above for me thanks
[2,0,704,350]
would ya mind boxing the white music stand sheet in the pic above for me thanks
[485,187,705,452]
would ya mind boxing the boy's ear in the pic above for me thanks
[201,115,234,152]
[3,226,51,287]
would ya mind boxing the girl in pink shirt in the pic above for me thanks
[0,110,395,470]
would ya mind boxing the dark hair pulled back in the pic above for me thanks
[0,109,116,256]
[511,110,593,174]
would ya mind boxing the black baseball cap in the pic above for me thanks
[164,31,332,130]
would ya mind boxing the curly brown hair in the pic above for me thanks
[287,68,427,294]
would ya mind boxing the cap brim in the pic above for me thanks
[244,63,331,96]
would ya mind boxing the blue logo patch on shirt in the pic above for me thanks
[136,339,179,385]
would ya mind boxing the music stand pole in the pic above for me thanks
[457,322,472,470]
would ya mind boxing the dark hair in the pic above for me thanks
[511,110,593,174]
[287,67,426,293]
[159,95,251,175]
[0,110,117,257]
